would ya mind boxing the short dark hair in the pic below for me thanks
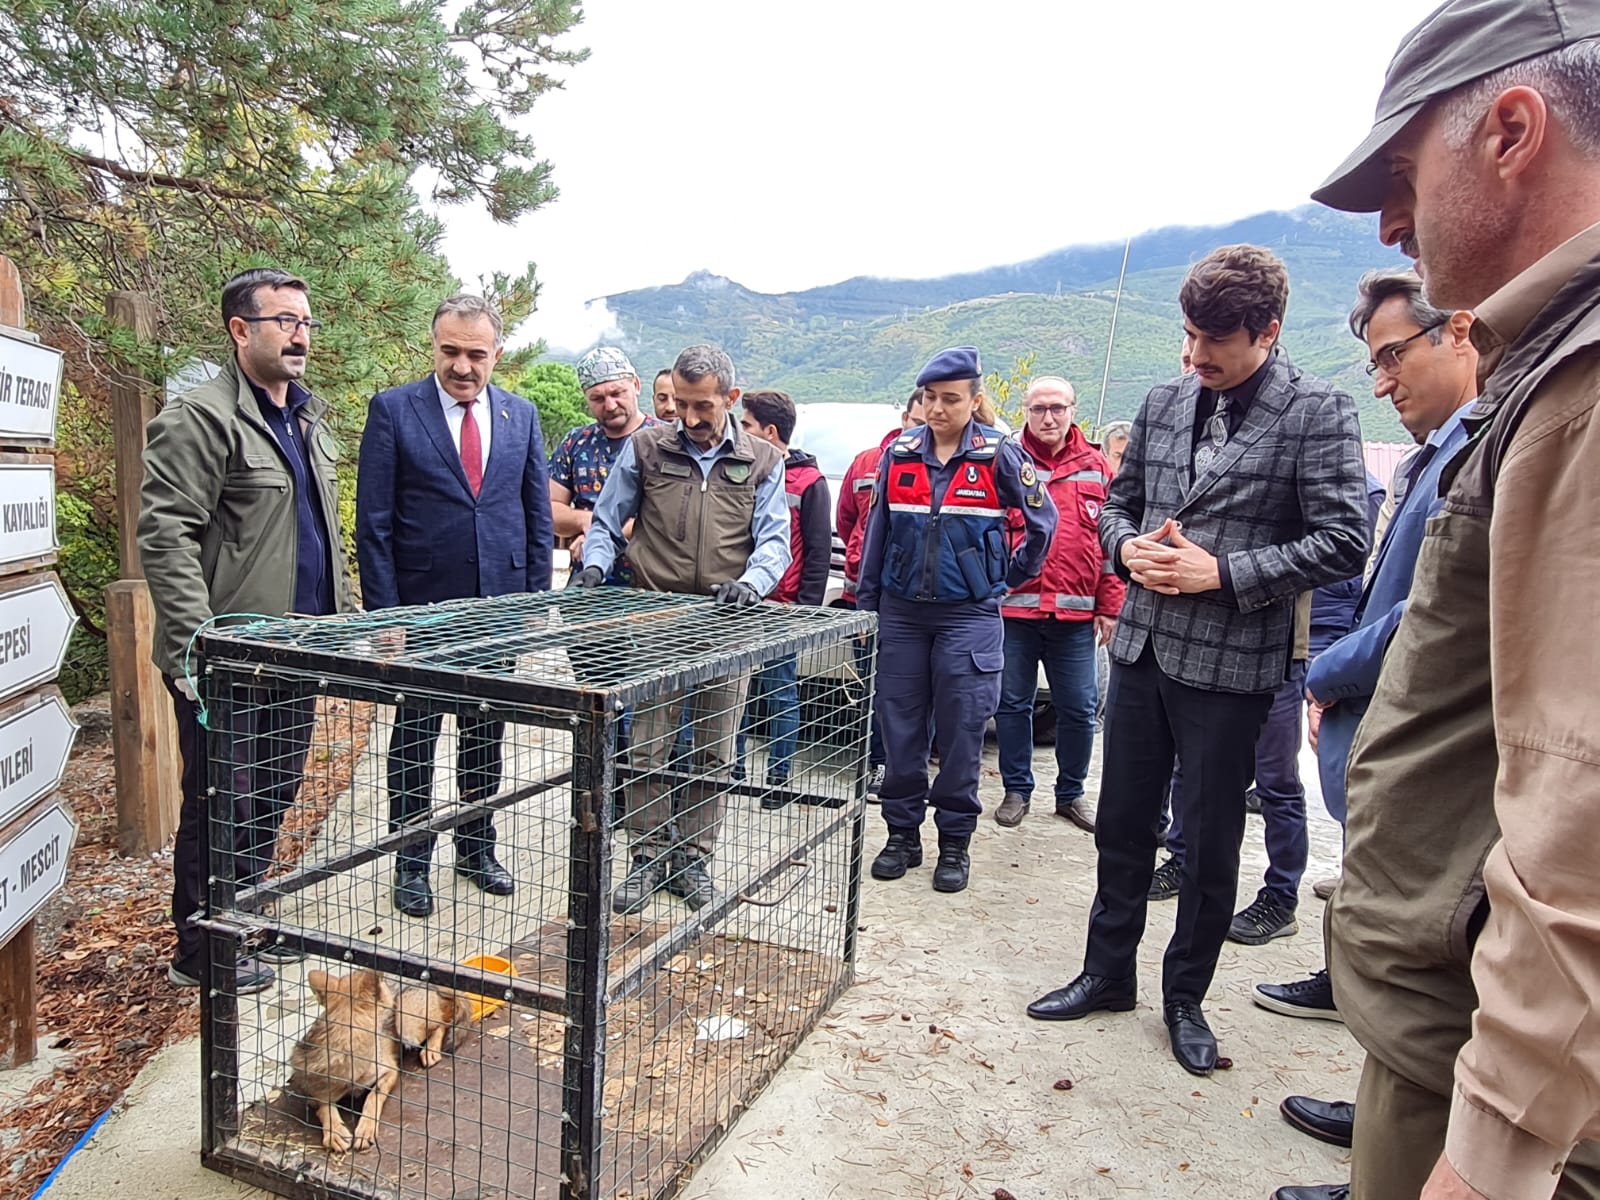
[1179,245,1289,341]
[221,267,308,327]
[904,387,924,414]
[1348,267,1450,343]
[742,389,796,443]
[654,368,673,385]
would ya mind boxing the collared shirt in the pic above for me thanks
[247,374,334,615]
[581,419,791,596]
[548,416,660,510]
[1191,349,1275,459]
[433,374,493,459]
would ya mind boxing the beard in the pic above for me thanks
[1415,153,1516,310]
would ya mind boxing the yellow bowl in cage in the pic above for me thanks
[461,954,518,1021]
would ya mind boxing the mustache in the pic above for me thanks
[1399,234,1420,258]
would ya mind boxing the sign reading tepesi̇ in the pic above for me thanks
[0,802,76,950]
[0,576,77,704]
[0,462,57,568]
[0,328,63,446]
[0,692,77,829]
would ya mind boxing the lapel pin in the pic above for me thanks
[501,408,509,420]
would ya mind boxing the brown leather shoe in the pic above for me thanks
[994,792,1029,827]
[1312,873,1340,900]
[1056,798,1096,833]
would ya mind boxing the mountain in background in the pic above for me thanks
[562,206,1410,440]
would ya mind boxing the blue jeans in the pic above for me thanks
[994,617,1099,807]
[736,656,799,783]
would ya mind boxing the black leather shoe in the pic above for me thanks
[870,830,923,880]
[1164,999,1217,1076]
[457,853,515,896]
[394,870,435,917]
[931,837,970,893]
[1280,1096,1354,1148]
[1271,1187,1348,1200]
[664,850,715,910]
[1026,973,1136,1021]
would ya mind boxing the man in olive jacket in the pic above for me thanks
[138,267,354,996]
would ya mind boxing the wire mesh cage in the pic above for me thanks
[190,589,875,1200]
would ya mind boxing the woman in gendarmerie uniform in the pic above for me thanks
[856,346,1057,893]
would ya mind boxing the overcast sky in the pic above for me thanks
[436,0,1444,350]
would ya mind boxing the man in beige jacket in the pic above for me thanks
[1292,3,1600,1200]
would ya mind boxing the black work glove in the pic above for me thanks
[568,564,605,588]
[711,580,761,608]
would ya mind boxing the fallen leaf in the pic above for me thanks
[875,1118,890,1127]
[1053,1078,1074,1091]
[1240,1107,1254,1118]
[1216,1056,1234,1070]
[1096,1166,1111,1174]
[994,1190,1017,1200]
[1178,1163,1190,1171]
[961,1162,975,1179]
[1025,897,1039,905]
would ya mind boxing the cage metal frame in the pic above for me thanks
[190,590,875,1200]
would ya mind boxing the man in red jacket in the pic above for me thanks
[736,389,832,803]
[995,377,1124,831]
[837,387,924,795]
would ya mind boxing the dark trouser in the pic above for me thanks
[994,616,1098,807]
[387,706,505,875]
[1250,661,1307,907]
[736,655,800,783]
[844,598,886,767]
[169,678,317,968]
[875,593,1002,839]
[1083,644,1272,1002]
[1167,663,1308,908]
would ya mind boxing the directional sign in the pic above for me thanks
[0,576,77,704]
[0,463,56,568]
[0,693,77,829]
[0,329,63,445]
[0,802,76,951]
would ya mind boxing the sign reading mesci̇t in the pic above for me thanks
[0,329,63,445]
[0,802,76,950]
[0,463,57,567]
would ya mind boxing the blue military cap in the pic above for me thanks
[916,346,982,387]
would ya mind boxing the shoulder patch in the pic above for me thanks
[1019,461,1037,488]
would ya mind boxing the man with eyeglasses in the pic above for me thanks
[139,267,355,996]
[1025,245,1370,1078]
[993,377,1122,832]
[1254,267,1480,1191]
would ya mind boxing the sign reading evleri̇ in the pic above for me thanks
[0,693,77,829]
[0,802,76,950]
[0,329,63,445]
[0,463,57,568]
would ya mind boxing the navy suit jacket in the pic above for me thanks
[1307,404,1473,817]
[356,376,554,610]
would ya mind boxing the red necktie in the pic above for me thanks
[458,398,483,497]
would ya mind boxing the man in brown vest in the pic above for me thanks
[1291,4,1600,1200]
[570,344,791,914]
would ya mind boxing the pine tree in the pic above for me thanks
[0,0,587,690]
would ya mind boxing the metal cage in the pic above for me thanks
[191,589,874,1200]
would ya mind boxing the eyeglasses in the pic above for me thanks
[1026,404,1075,420]
[1366,323,1442,375]
[240,315,323,334]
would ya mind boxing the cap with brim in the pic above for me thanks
[1313,0,1600,213]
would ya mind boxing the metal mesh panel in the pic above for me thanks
[191,589,873,1200]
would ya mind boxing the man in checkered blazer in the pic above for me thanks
[1024,245,1370,1076]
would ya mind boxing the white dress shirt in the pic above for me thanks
[433,374,493,459]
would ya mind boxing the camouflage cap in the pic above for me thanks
[576,346,638,393]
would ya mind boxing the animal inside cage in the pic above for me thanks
[190,588,874,1200]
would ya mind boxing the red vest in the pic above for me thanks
[774,457,824,603]
[1002,426,1121,620]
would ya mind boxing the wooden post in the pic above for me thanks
[0,255,37,1067]
[104,290,181,855]
[0,925,37,1070]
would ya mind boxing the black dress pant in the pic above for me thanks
[386,706,505,875]
[169,679,317,968]
[1083,643,1273,1003]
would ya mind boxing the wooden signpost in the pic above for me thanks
[0,253,75,1071]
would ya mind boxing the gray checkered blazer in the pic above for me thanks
[1100,351,1370,695]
